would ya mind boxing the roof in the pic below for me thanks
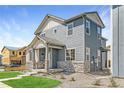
[27,36,38,49]
[1,46,25,53]
[35,11,105,34]
[35,14,65,34]
[41,36,65,46]
[101,37,108,41]
[65,11,105,28]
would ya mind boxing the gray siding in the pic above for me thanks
[85,18,102,71]
[58,49,65,61]
[41,18,85,63]
[113,6,124,77]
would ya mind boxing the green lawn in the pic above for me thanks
[2,76,61,88]
[0,71,21,79]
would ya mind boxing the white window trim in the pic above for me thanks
[86,20,90,36]
[65,48,76,61]
[97,26,101,40]
[67,22,73,36]
[40,32,46,37]
[86,47,90,61]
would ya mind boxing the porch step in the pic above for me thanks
[31,69,63,73]
[49,69,63,73]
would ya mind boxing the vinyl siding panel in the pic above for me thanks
[118,6,124,77]
[112,7,119,77]
[85,18,102,71]
[41,18,85,63]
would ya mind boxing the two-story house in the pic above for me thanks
[26,11,107,73]
[1,46,26,65]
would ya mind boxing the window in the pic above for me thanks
[12,51,15,55]
[53,29,57,33]
[29,50,32,61]
[86,47,90,61]
[86,20,90,35]
[41,33,45,37]
[23,52,25,55]
[97,26,101,39]
[97,26,101,34]
[66,49,75,61]
[67,23,73,35]
[19,52,21,55]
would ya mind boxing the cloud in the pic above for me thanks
[10,18,21,31]
[2,21,11,31]
[17,8,29,17]
[0,31,29,53]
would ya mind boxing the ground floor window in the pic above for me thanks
[97,50,101,67]
[29,50,32,61]
[66,49,75,61]
[86,47,90,61]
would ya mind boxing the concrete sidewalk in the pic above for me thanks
[0,82,11,88]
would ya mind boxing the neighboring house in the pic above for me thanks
[26,11,107,73]
[0,54,3,63]
[113,5,124,77]
[1,46,26,65]
[106,45,112,71]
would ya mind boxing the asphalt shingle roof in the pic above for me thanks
[4,46,21,51]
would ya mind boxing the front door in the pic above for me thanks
[52,49,58,68]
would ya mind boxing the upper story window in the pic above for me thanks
[53,28,57,33]
[97,26,101,34]
[12,51,15,55]
[97,26,101,39]
[41,32,45,37]
[67,23,73,36]
[86,20,90,35]
[66,49,75,61]
[23,52,25,55]
[19,52,21,55]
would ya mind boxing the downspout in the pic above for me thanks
[117,6,120,77]
[83,15,87,73]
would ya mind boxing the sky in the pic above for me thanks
[0,5,111,53]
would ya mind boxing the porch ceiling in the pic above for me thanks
[40,36,65,47]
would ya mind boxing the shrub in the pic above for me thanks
[109,78,118,87]
[93,79,101,86]
[70,77,76,81]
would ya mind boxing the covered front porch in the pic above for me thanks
[32,36,65,73]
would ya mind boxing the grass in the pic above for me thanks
[0,71,21,79]
[2,76,61,88]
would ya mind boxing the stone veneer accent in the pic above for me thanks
[57,61,84,73]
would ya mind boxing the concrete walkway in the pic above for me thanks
[0,82,11,88]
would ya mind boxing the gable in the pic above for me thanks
[86,13,105,28]
[42,18,62,32]
[35,15,64,34]
[1,48,10,54]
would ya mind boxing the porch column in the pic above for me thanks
[32,48,36,69]
[45,46,49,72]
